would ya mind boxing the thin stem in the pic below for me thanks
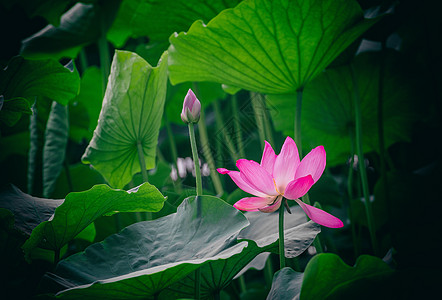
[295,89,303,154]
[165,117,179,168]
[350,65,379,256]
[377,41,393,236]
[278,196,286,269]
[192,83,224,196]
[238,275,247,293]
[188,123,203,196]
[262,95,275,146]
[78,48,88,74]
[210,101,223,168]
[213,100,239,162]
[165,116,182,192]
[311,201,325,253]
[215,116,224,172]
[136,141,151,220]
[378,42,387,182]
[303,193,324,252]
[98,14,110,96]
[251,92,266,148]
[296,89,324,252]
[264,257,274,288]
[347,130,359,259]
[136,142,148,183]
[232,94,245,158]
[156,145,166,162]
[126,180,143,222]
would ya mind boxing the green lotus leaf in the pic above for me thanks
[107,0,241,47]
[82,50,168,188]
[300,253,394,300]
[0,184,63,236]
[45,195,320,299]
[22,182,166,257]
[267,267,303,300]
[169,0,377,93]
[42,101,69,198]
[2,0,95,26]
[20,1,120,60]
[0,56,80,106]
[0,96,32,127]
[42,195,249,298]
[162,208,319,299]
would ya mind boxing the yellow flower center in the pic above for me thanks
[273,178,284,196]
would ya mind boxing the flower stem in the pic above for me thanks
[295,89,325,252]
[136,141,151,220]
[238,275,247,293]
[98,14,110,96]
[350,65,379,256]
[232,94,246,158]
[213,100,239,162]
[311,202,325,253]
[378,42,387,186]
[78,48,88,74]
[136,141,148,183]
[165,116,182,192]
[192,83,224,196]
[165,117,178,170]
[251,92,266,148]
[188,121,202,299]
[188,123,203,196]
[377,42,393,238]
[213,102,224,167]
[262,96,275,146]
[347,140,360,258]
[278,196,286,269]
[295,89,303,154]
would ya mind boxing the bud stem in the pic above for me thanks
[188,123,202,196]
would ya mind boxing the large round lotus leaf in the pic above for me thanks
[169,0,377,93]
[161,208,320,298]
[44,195,249,298]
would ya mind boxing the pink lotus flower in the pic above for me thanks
[217,137,343,228]
[181,89,201,124]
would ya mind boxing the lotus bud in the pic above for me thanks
[181,89,201,124]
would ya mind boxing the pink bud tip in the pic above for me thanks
[181,89,201,124]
